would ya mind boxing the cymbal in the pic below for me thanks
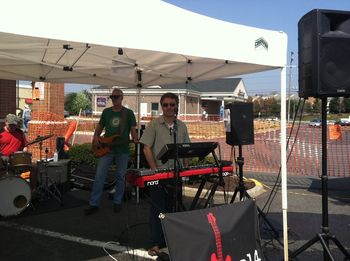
[27,134,54,146]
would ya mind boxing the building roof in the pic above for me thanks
[90,78,247,101]
[160,78,242,93]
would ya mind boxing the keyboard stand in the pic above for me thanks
[190,150,227,210]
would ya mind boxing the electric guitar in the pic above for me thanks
[207,212,232,261]
[92,134,121,158]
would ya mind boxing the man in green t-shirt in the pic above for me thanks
[84,88,138,215]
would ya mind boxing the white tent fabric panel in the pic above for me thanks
[0,33,282,86]
[0,0,286,67]
[0,0,287,86]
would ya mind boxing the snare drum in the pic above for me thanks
[9,152,32,174]
[0,175,31,217]
[10,152,32,167]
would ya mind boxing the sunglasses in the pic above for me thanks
[162,103,176,108]
[110,95,122,99]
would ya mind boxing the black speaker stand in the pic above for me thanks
[290,97,350,260]
[230,145,283,247]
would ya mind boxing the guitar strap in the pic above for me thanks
[118,106,127,136]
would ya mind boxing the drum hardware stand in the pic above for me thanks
[32,137,63,205]
[35,162,63,206]
[38,138,44,162]
[28,135,53,162]
[230,145,283,247]
[290,98,350,261]
[45,147,49,162]
[3,157,11,175]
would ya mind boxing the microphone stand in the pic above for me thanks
[171,113,184,212]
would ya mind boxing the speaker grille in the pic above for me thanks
[225,102,254,146]
[320,37,350,95]
[298,9,350,98]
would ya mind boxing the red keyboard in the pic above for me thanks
[126,165,233,188]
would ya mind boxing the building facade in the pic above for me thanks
[90,78,248,120]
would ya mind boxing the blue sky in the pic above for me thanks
[164,0,350,95]
[64,0,349,95]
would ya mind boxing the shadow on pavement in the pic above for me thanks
[308,177,350,203]
[0,175,349,261]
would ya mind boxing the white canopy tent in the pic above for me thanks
[0,0,287,86]
[0,0,289,258]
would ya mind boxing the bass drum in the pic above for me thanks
[0,176,31,217]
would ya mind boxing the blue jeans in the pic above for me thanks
[23,118,30,133]
[89,152,129,206]
[149,185,175,246]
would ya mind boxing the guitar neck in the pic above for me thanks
[208,213,224,261]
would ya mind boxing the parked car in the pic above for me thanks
[82,109,93,116]
[64,110,70,118]
[339,118,350,126]
[308,119,322,127]
[327,120,336,125]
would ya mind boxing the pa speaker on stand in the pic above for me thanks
[292,9,350,260]
[224,102,283,246]
[298,9,350,98]
[224,102,254,146]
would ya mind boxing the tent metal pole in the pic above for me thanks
[280,66,289,260]
[136,86,141,169]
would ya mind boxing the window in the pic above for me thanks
[151,103,159,111]
[151,103,159,116]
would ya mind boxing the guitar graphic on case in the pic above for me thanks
[207,212,232,261]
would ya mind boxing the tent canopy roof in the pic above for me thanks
[0,0,287,87]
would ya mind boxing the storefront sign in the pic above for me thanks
[96,97,107,107]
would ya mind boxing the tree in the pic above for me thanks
[65,91,91,115]
[304,100,313,114]
[288,99,299,120]
[252,97,262,117]
[82,89,92,103]
[65,92,77,113]
[329,97,341,113]
[312,99,321,113]
[343,98,350,113]
[263,97,280,117]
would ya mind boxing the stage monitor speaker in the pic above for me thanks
[38,159,72,193]
[298,9,350,98]
[161,199,263,261]
[224,102,254,146]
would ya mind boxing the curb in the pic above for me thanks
[183,178,266,204]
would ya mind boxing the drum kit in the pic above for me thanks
[0,134,64,218]
[0,152,32,217]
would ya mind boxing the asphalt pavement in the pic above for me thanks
[0,173,349,261]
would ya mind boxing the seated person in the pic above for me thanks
[0,114,37,189]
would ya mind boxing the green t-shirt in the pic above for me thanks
[99,107,136,153]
